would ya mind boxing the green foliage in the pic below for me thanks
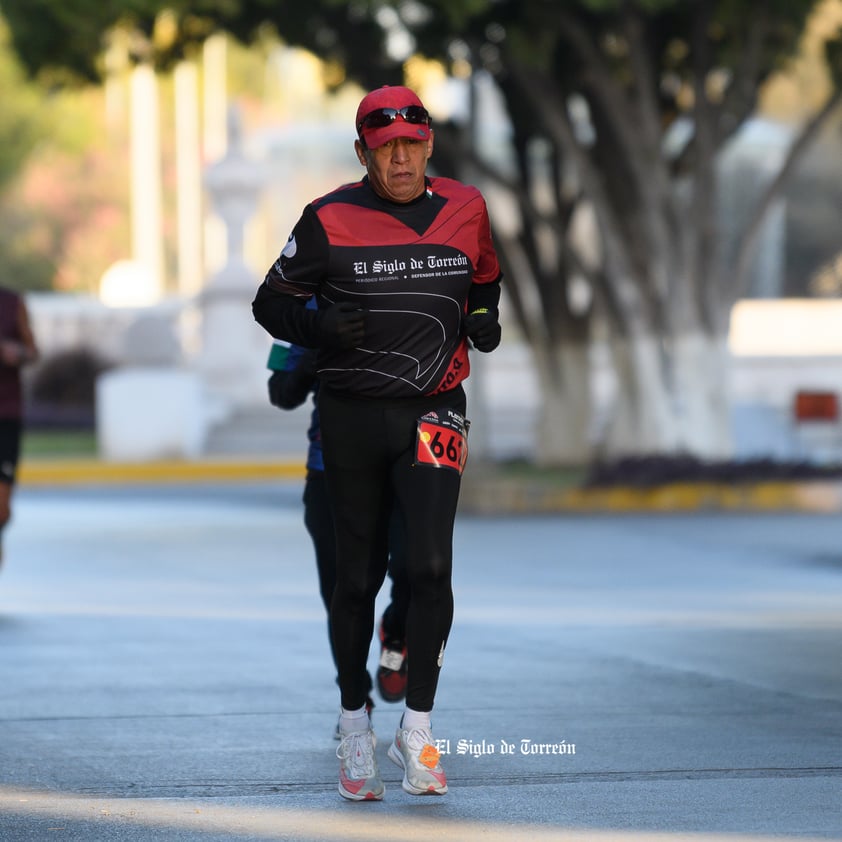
[1,0,195,82]
[6,0,832,115]
[0,17,55,291]
[0,11,127,293]
[3,0,123,82]
[0,20,45,191]
[0,200,57,292]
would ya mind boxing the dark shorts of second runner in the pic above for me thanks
[0,419,22,485]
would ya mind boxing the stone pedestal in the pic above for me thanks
[96,368,208,461]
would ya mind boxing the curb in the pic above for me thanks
[458,475,842,514]
[19,459,305,486]
[18,459,842,513]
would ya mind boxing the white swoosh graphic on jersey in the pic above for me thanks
[323,284,462,387]
[281,234,297,259]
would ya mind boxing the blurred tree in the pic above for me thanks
[782,109,842,295]
[0,15,130,293]
[0,21,44,190]
[0,17,51,291]
[5,0,841,463]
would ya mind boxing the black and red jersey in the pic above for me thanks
[259,176,501,399]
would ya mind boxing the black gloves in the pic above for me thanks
[319,302,365,349]
[268,349,318,409]
[267,371,288,408]
[463,308,501,353]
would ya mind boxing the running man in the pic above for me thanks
[253,84,503,800]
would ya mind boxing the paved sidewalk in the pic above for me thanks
[0,482,840,840]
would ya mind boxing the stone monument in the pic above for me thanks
[198,106,269,416]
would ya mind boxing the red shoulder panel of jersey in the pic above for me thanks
[313,177,499,283]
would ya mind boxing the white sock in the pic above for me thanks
[339,704,370,735]
[401,706,431,731]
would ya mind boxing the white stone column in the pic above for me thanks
[129,63,165,299]
[175,60,203,298]
[203,33,228,277]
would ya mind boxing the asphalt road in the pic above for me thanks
[0,482,840,841]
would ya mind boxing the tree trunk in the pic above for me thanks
[532,339,592,466]
[670,332,733,458]
[601,334,681,456]
[600,331,733,459]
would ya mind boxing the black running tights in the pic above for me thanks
[318,386,466,713]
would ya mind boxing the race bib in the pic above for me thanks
[415,409,470,474]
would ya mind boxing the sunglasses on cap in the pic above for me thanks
[357,105,432,134]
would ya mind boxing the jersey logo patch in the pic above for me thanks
[281,234,297,259]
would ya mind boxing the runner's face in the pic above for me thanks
[355,134,434,203]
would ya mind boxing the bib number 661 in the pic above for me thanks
[414,409,470,475]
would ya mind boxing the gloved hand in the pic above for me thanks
[463,308,501,353]
[267,371,287,408]
[319,302,365,349]
[267,349,319,409]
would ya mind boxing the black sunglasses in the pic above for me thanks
[357,105,431,134]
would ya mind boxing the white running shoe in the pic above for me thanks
[387,726,448,795]
[336,728,384,801]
